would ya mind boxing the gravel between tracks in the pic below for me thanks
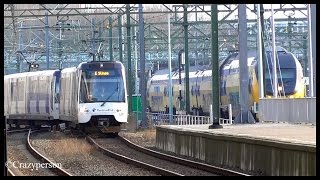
[120,129,156,148]
[7,132,57,176]
[30,131,159,176]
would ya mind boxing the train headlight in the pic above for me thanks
[119,112,124,116]
[80,107,89,113]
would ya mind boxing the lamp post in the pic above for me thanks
[178,50,184,111]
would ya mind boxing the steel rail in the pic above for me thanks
[119,135,250,176]
[26,129,72,176]
[86,135,183,176]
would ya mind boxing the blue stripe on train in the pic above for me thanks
[27,93,50,113]
[36,99,39,113]
[27,98,30,113]
[46,95,49,113]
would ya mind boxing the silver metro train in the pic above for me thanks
[4,61,128,134]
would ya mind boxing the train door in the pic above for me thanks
[53,71,61,120]
[16,77,26,115]
[38,75,46,115]
[60,73,66,116]
[9,78,17,116]
[71,71,78,120]
[29,75,38,115]
[4,78,9,117]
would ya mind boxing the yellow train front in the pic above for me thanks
[220,47,305,120]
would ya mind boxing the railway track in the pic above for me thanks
[118,135,250,176]
[87,135,249,176]
[6,129,30,176]
[6,128,72,176]
[27,129,73,176]
[7,128,30,134]
[86,135,182,176]
[28,130,159,176]
[7,128,250,176]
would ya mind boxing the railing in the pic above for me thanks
[146,112,211,126]
[219,104,233,125]
[219,118,234,125]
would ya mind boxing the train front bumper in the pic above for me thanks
[78,103,128,124]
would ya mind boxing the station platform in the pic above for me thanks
[155,123,316,176]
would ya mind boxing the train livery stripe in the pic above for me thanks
[27,93,50,114]
[46,95,49,114]
[36,98,40,113]
[27,98,30,113]
[39,93,49,114]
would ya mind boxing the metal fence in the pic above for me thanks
[146,112,211,126]
[259,98,316,124]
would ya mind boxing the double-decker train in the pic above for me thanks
[147,47,305,121]
[4,61,128,134]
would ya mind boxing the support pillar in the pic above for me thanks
[234,4,255,124]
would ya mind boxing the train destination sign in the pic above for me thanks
[94,71,110,76]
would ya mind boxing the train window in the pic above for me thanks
[191,85,200,96]
[172,87,174,96]
[29,79,34,100]
[229,93,239,105]
[221,80,226,96]
[10,81,15,101]
[196,86,200,96]
[230,68,238,74]
[163,87,168,96]
[248,78,252,94]
[151,96,163,104]
[39,80,47,100]
[10,81,13,101]
[265,68,295,80]
[17,81,25,101]
[154,86,160,94]
[79,76,87,103]
[222,69,228,76]
[54,73,61,103]
[55,94,60,103]
[60,77,65,101]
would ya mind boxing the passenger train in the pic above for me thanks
[4,61,128,134]
[147,47,305,121]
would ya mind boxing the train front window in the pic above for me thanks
[265,68,295,81]
[80,69,125,103]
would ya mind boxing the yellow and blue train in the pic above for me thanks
[147,47,305,121]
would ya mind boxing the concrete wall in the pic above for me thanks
[156,127,316,176]
[259,98,316,124]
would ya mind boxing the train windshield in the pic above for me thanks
[80,69,125,103]
[265,68,296,81]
